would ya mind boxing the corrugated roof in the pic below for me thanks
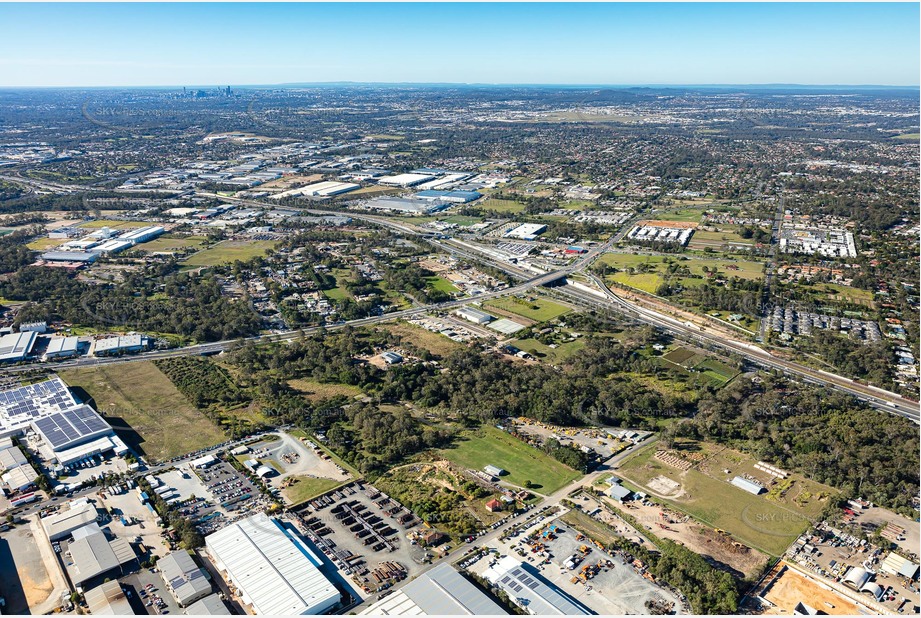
[184,594,230,615]
[361,563,505,615]
[159,551,213,606]
[485,557,591,615]
[85,579,133,615]
[205,513,339,615]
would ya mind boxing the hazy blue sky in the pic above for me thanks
[1,3,918,87]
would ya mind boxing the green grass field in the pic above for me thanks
[138,236,208,253]
[26,237,67,250]
[437,425,581,494]
[59,362,225,462]
[287,378,363,401]
[182,240,277,267]
[77,220,151,230]
[510,337,586,363]
[893,132,920,140]
[426,276,459,295]
[285,475,347,505]
[377,321,463,357]
[652,209,705,223]
[687,229,755,250]
[617,441,836,556]
[483,296,571,322]
[479,198,526,213]
[600,254,763,295]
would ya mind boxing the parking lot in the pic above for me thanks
[291,481,430,599]
[120,566,182,616]
[181,460,263,535]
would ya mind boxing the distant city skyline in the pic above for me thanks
[0,3,918,88]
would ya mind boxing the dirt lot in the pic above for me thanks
[0,523,56,613]
[511,419,630,460]
[623,498,769,579]
[759,563,861,615]
[860,505,920,556]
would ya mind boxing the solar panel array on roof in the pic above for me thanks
[0,377,78,433]
[32,405,112,451]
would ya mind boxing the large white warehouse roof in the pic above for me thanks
[205,513,339,615]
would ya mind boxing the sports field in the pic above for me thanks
[182,240,277,267]
[617,440,837,556]
[437,425,581,494]
[59,362,225,462]
[483,296,570,322]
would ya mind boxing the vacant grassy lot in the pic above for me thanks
[26,237,66,250]
[138,236,208,253]
[687,229,755,250]
[182,240,277,267]
[560,508,623,546]
[285,475,346,505]
[77,220,151,230]
[378,321,462,357]
[653,208,705,223]
[426,276,459,295]
[59,362,225,462]
[287,378,363,401]
[617,441,835,555]
[599,253,763,281]
[479,198,526,213]
[511,337,586,363]
[437,425,581,494]
[483,296,570,322]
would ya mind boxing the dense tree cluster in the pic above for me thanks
[0,266,261,341]
[682,376,920,515]
[154,358,250,409]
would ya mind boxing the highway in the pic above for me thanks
[2,189,915,421]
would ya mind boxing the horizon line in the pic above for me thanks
[0,81,918,90]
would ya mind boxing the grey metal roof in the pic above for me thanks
[159,551,213,606]
[496,561,593,615]
[184,594,230,615]
[68,529,135,584]
[402,563,506,615]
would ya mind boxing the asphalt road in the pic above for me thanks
[2,189,914,422]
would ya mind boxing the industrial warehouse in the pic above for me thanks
[205,512,341,615]
[360,563,506,615]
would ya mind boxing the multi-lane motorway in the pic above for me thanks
[3,187,917,422]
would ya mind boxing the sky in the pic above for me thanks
[0,3,918,88]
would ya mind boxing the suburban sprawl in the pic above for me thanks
[0,83,917,617]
